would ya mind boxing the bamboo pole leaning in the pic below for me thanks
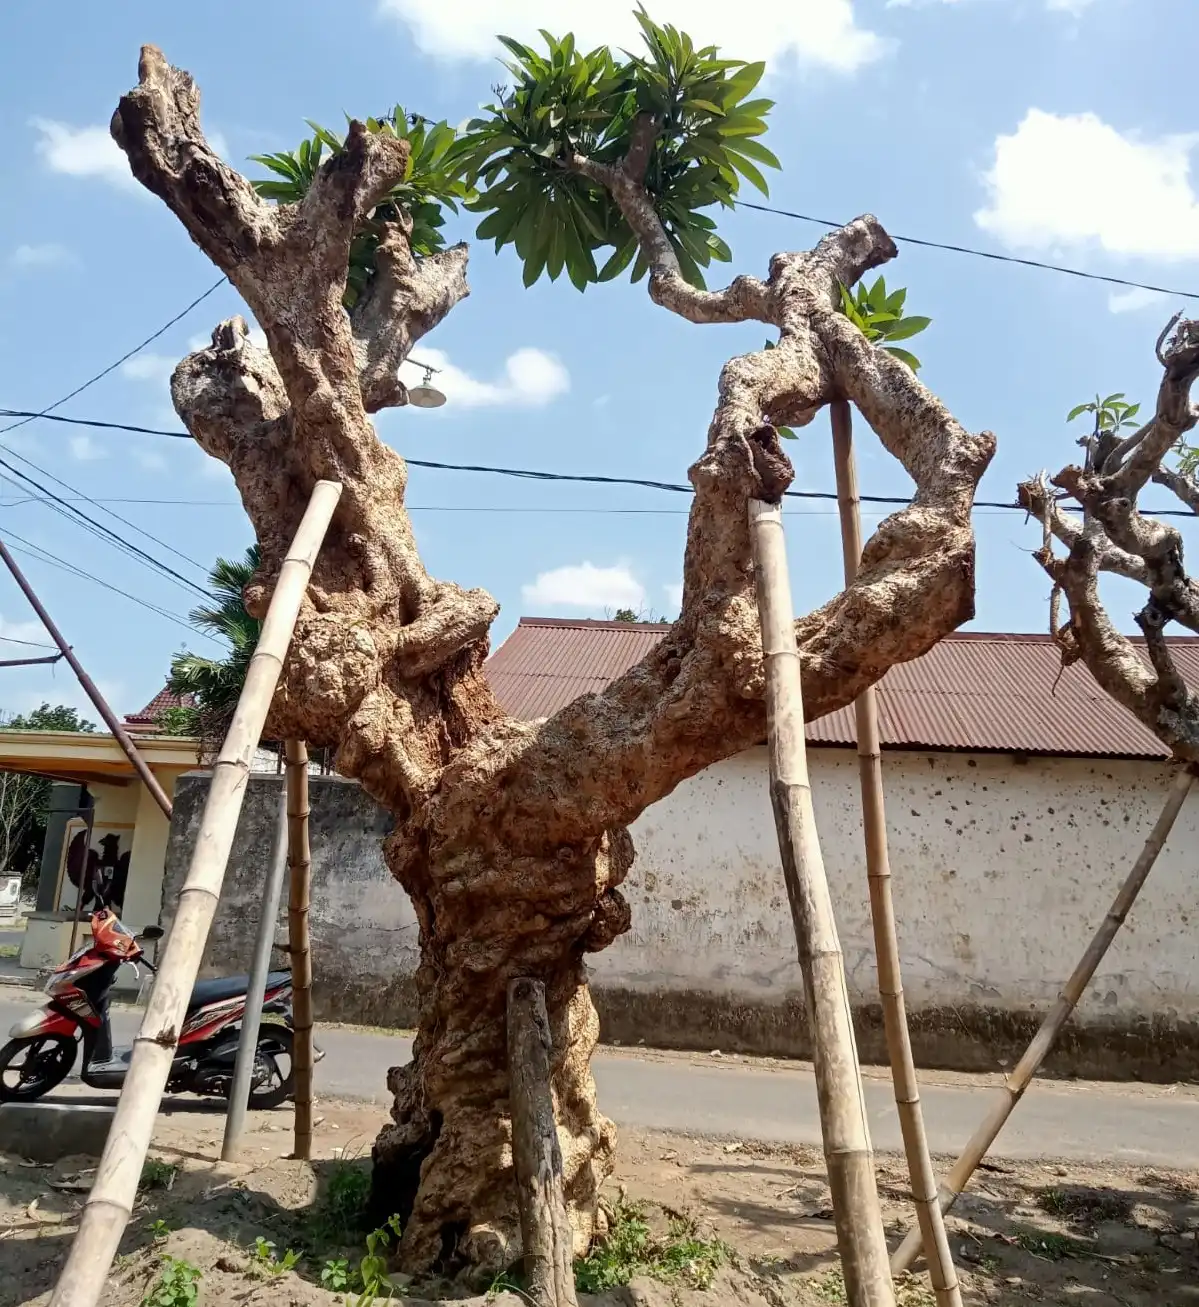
[50,480,343,1307]
[285,738,315,1162]
[892,762,1196,1275]
[748,497,895,1307]
[507,977,580,1307]
[831,401,962,1307]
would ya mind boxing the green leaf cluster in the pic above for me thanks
[250,110,473,307]
[1065,392,1141,434]
[140,1257,201,1307]
[838,276,930,373]
[454,7,778,290]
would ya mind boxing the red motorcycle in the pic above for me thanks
[0,905,315,1107]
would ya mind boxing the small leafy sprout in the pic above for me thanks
[147,1218,172,1243]
[310,1156,373,1243]
[1066,392,1142,437]
[140,1257,201,1307]
[139,1159,178,1193]
[838,276,931,373]
[250,1236,300,1276]
[488,1268,524,1298]
[355,1213,404,1307]
[321,1258,352,1292]
[1014,1230,1088,1261]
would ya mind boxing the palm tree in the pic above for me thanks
[167,545,261,749]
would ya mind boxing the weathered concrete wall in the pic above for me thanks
[161,773,419,1025]
[163,750,1199,1080]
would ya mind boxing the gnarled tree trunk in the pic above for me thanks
[111,47,993,1278]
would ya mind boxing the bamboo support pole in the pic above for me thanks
[285,738,315,1161]
[831,401,962,1307]
[892,763,1195,1275]
[0,537,174,820]
[749,497,895,1307]
[50,480,342,1307]
[220,784,290,1161]
[507,977,580,1307]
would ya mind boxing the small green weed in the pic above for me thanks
[311,1157,372,1242]
[321,1258,353,1292]
[146,1219,172,1244]
[355,1213,404,1306]
[1036,1186,1132,1226]
[1015,1231,1089,1262]
[140,1257,201,1307]
[814,1269,933,1306]
[574,1203,729,1294]
[487,1269,524,1299]
[139,1159,178,1193]
[250,1236,301,1276]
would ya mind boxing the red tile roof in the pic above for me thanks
[486,618,1195,760]
[125,686,195,729]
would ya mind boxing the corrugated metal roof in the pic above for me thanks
[486,618,1198,760]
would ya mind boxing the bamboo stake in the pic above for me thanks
[50,480,342,1307]
[892,763,1195,1275]
[507,977,580,1307]
[0,537,174,819]
[831,402,962,1307]
[285,738,315,1161]
[749,497,895,1307]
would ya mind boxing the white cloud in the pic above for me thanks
[1046,0,1094,12]
[1108,286,1170,315]
[522,561,645,611]
[975,110,1199,259]
[32,118,137,190]
[0,613,53,647]
[663,582,684,611]
[399,347,570,409]
[69,434,107,462]
[121,353,177,385]
[32,118,229,192]
[8,243,72,270]
[378,0,882,74]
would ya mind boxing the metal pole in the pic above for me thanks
[0,538,174,820]
[220,783,290,1160]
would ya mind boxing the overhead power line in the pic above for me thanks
[734,202,1199,302]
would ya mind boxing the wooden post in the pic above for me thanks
[507,978,579,1307]
[892,763,1195,1275]
[0,537,174,820]
[831,401,962,1307]
[748,498,894,1307]
[50,480,343,1307]
[285,738,314,1161]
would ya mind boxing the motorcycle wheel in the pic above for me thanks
[0,1034,76,1101]
[248,1024,295,1110]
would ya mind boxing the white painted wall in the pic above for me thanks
[594,747,1199,1026]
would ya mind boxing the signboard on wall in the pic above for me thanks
[55,820,134,916]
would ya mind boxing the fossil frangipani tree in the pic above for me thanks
[1020,312,1199,753]
[110,13,993,1277]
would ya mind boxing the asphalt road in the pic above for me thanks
[2,988,1196,1168]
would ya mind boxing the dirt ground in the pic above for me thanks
[3,1096,1198,1307]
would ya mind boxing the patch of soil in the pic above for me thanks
[3,1099,1198,1306]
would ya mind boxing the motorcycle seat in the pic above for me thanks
[187,970,291,1012]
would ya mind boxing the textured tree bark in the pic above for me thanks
[507,978,581,1307]
[109,47,994,1279]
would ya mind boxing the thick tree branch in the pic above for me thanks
[1112,315,1199,491]
[1153,463,1199,513]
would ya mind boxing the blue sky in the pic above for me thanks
[0,0,1196,720]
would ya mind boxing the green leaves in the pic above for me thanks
[838,277,931,372]
[455,7,779,291]
[1065,392,1141,435]
[250,108,474,308]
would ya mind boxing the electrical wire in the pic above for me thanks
[734,201,1199,302]
[0,528,216,641]
[3,408,1197,520]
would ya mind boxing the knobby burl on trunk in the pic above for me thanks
[1019,314,1199,758]
[112,47,994,1277]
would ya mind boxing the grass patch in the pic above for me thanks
[574,1202,729,1293]
[139,1159,178,1193]
[307,1157,372,1245]
[1015,1230,1090,1261]
[0,944,19,959]
[1036,1186,1133,1226]
[814,1269,934,1306]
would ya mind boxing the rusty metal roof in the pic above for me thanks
[125,685,195,729]
[486,618,1199,760]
